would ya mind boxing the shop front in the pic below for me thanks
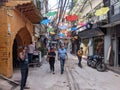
[116,25,120,66]
[78,27,105,57]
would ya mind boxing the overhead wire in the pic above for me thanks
[51,0,69,34]
[56,0,70,25]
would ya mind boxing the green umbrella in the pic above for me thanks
[46,11,57,16]
[47,28,53,32]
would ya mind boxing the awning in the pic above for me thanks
[102,20,120,28]
[15,1,42,23]
[78,28,105,39]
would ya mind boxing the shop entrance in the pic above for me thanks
[118,37,120,66]
[12,39,20,68]
[93,37,104,56]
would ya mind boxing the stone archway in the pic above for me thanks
[12,27,32,69]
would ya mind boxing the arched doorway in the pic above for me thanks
[13,39,19,68]
[12,27,32,69]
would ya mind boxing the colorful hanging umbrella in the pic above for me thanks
[67,32,72,37]
[71,25,77,31]
[79,22,86,26]
[61,30,67,34]
[41,19,50,25]
[71,27,77,31]
[47,28,53,32]
[74,36,78,39]
[65,14,78,21]
[46,11,57,16]
[95,7,110,16]
[58,33,65,37]
[58,25,68,30]
[50,31,55,35]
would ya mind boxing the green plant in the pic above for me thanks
[38,47,47,57]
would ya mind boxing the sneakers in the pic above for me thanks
[53,71,55,74]
[61,71,63,74]
[78,63,82,68]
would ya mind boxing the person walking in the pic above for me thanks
[18,46,30,90]
[33,48,40,67]
[58,44,68,74]
[47,47,56,74]
[28,42,35,64]
[77,47,83,68]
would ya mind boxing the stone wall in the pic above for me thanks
[0,6,33,77]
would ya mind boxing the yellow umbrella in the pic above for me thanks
[74,36,78,39]
[61,30,67,34]
[50,31,55,35]
[95,7,110,16]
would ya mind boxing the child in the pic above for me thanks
[77,47,83,68]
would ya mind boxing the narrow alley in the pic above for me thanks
[1,0,120,90]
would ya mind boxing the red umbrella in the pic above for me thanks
[67,31,72,37]
[65,14,78,21]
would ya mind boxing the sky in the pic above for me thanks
[48,0,58,11]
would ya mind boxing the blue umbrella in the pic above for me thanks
[58,25,68,30]
[71,27,77,31]
[41,19,50,25]
[58,33,65,37]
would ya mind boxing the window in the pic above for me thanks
[114,2,120,15]
[111,1,120,15]
[110,0,118,5]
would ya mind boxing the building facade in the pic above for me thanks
[0,0,41,77]
[77,0,120,68]
[103,0,120,67]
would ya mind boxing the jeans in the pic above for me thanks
[60,58,65,73]
[49,60,55,72]
[20,68,28,90]
[78,56,82,66]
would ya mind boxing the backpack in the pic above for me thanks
[77,50,83,57]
